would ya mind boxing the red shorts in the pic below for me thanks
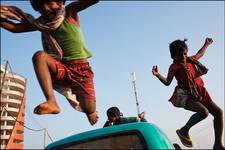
[169,86,212,108]
[53,60,96,101]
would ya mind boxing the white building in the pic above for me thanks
[0,64,26,149]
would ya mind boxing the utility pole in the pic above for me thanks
[131,72,140,117]
[44,128,46,149]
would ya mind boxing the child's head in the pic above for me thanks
[169,39,188,62]
[30,0,65,17]
[107,107,122,122]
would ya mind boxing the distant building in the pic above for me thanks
[0,64,26,149]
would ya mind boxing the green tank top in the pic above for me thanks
[51,19,92,61]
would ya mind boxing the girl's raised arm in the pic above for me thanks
[194,38,213,60]
[152,65,174,86]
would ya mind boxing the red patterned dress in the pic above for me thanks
[168,56,211,107]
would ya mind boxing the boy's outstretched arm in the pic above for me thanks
[195,37,213,60]
[0,5,36,33]
[152,66,173,86]
[66,0,99,14]
[0,19,35,33]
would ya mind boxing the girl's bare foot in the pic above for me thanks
[34,101,60,115]
[86,111,99,125]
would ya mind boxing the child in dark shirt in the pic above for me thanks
[103,106,147,127]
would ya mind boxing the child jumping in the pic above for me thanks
[0,0,99,125]
[152,38,224,149]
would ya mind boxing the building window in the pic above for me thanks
[0,111,7,116]
[16,130,24,134]
[9,86,24,93]
[13,139,23,143]
[6,130,12,135]
[1,121,6,125]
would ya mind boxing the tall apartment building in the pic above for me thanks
[0,65,26,149]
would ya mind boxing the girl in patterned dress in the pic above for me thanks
[152,38,224,149]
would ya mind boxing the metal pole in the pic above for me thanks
[1,61,9,118]
[0,61,9,93]
[131,72,140,116]
[44,128,46,149]
[0,106,5,117]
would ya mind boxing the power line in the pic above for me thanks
[2,105,45,132]
[0,60,9,93]
[7,61,54,143]
[1,60,54,147]
[1,105,54,144]
[26,106,46,130]
[192,122,213,139]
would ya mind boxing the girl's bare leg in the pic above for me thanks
[32,51,60,115]
[204,101,224,150]
[180,100,209,138]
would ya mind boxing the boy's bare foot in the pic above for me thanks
[86,111,99,125]
[34,101,60,115]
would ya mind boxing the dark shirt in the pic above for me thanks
[103,117,147,128]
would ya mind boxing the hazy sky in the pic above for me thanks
[1,1,224,149]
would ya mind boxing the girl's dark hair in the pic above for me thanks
[107,107,122,117]
[30,0,66,11]
[169,39,188,59]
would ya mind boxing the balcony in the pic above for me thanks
[1,116,16,122]
[3,74,26,83]
[0,145,6,150]
[0,135,10,140]
[1,107,19,117]
[3,81,25,90]
[1,97,21,108]
[1,125,14,130]
[1,89,24,97]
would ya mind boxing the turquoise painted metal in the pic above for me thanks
[45,122,175,149]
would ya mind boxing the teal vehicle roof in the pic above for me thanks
[45,122,174,149]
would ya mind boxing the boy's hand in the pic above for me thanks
[0,6,9,19]
[152,65,159,76]
[138,112,145,120]
[205,37,213,46]
[0,6,22,21]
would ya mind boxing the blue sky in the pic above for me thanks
[1,1,224,149]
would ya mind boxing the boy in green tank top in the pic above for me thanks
[0,0,99,125]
